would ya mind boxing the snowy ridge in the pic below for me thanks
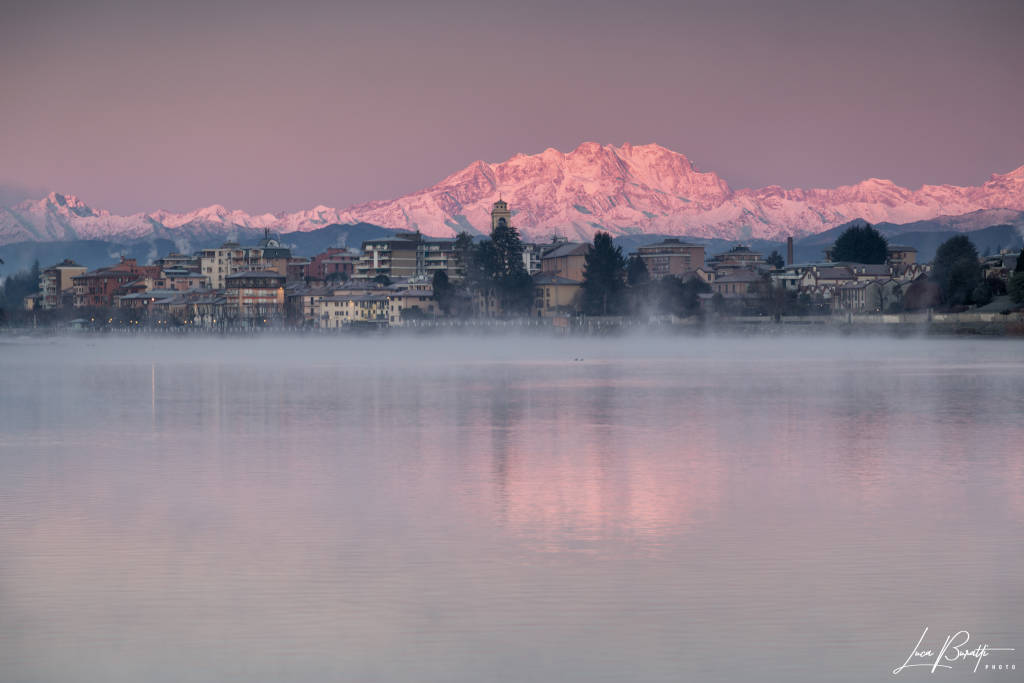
[2,143,1023,245]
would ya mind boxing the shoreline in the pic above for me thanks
[4,311,1023,339]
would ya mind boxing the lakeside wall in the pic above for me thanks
[4,310,1023,337]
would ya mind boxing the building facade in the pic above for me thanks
[636,238,706,278]
[541,242,590,282]
[532,273,582,317]
[39,259,87,309]
[224,271,286,323]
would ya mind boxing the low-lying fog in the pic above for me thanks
[2,331,1019,368]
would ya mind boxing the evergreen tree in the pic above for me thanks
[454,232,475,279]
[0,260,40,312]
[1015,247,1024,274]
[490,220,526,280]
[471,219,532,313]
[626,254,650,286]
[766,250,785,269]
[831,223,888,264]
[1009,272,1024,304]
[466,240,499,297]
[581,232,625,316]
[500,270,535,315]
[932,235,982,306]
[431,270,454,315]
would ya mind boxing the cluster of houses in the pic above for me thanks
[26,198,1015,326]
[705,242,931,313]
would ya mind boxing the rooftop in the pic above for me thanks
[637,238,701,250]
[533,273,582,285]
[226,270,286,280]
[812,267,856,280]
[715,270,763,283]
[119,289,181,300]
[542,242,590,259]
[45,259,84,270]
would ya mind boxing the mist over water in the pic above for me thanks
[1,334,1022,682]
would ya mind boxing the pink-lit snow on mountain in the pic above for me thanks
[2,143,1022,245]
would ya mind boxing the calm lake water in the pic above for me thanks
[1,334,1021,682]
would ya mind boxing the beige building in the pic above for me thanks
[388,290,440,325]
[199,235,290,289]
[420,240,462,281]
[636,238,705,278]
[224,271,286,323]
[887,245,917,265]
[708,245,764,274]
[39,259,87,309]
[533,273,581,317]
[541,242,590,281]
[836,278,902,313]
[355,234,421,279]
[712,269,764,296]
[319,293,390,327]
[353,233,461,282]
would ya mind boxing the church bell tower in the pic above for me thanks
[491,197,512,231]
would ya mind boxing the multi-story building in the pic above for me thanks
[199,244,244,289]
[712,269,764,296]
[191,292,228,327]
[420,239,461,281]
[38,259,87,309]
[355,233,422,279]
[199,233,292,289]
[707,245,763,273]
[305,247,361,282]
[887,245,917,266]
[154,268,210,291]
[387,289,440,325]
[117,290,182,313]
[636,238,706,278]
[532,273,582,317]
[541,241,590,281]
[354,233,462,281]
[981,250,1019,281]
[224,271,286,323]
[285,284,332,325]
[522,243,546,275]
[155,253,200,271]
[72,258,163,308]
[835,279,902,313]
[318,292,390,327]
[259,232,293,278]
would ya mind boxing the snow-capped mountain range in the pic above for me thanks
[3,142,1023,246]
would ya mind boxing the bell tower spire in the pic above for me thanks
[490,196,511,231]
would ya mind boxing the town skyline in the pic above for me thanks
[6,195,1020,334]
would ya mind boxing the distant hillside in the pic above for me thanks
[794,210,1024,262]
[0,223,398,278]
[613,234,785,259]
[3,213,1021,281]
[275,223,399,256]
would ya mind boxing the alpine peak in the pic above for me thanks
[2,143,1022,245]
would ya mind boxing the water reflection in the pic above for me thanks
[0,335,1022,682]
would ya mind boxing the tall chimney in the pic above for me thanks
[786,236,794,265]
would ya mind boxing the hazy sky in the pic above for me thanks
[2,0,1023,214]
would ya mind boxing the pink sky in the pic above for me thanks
[2,0,1022,214]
